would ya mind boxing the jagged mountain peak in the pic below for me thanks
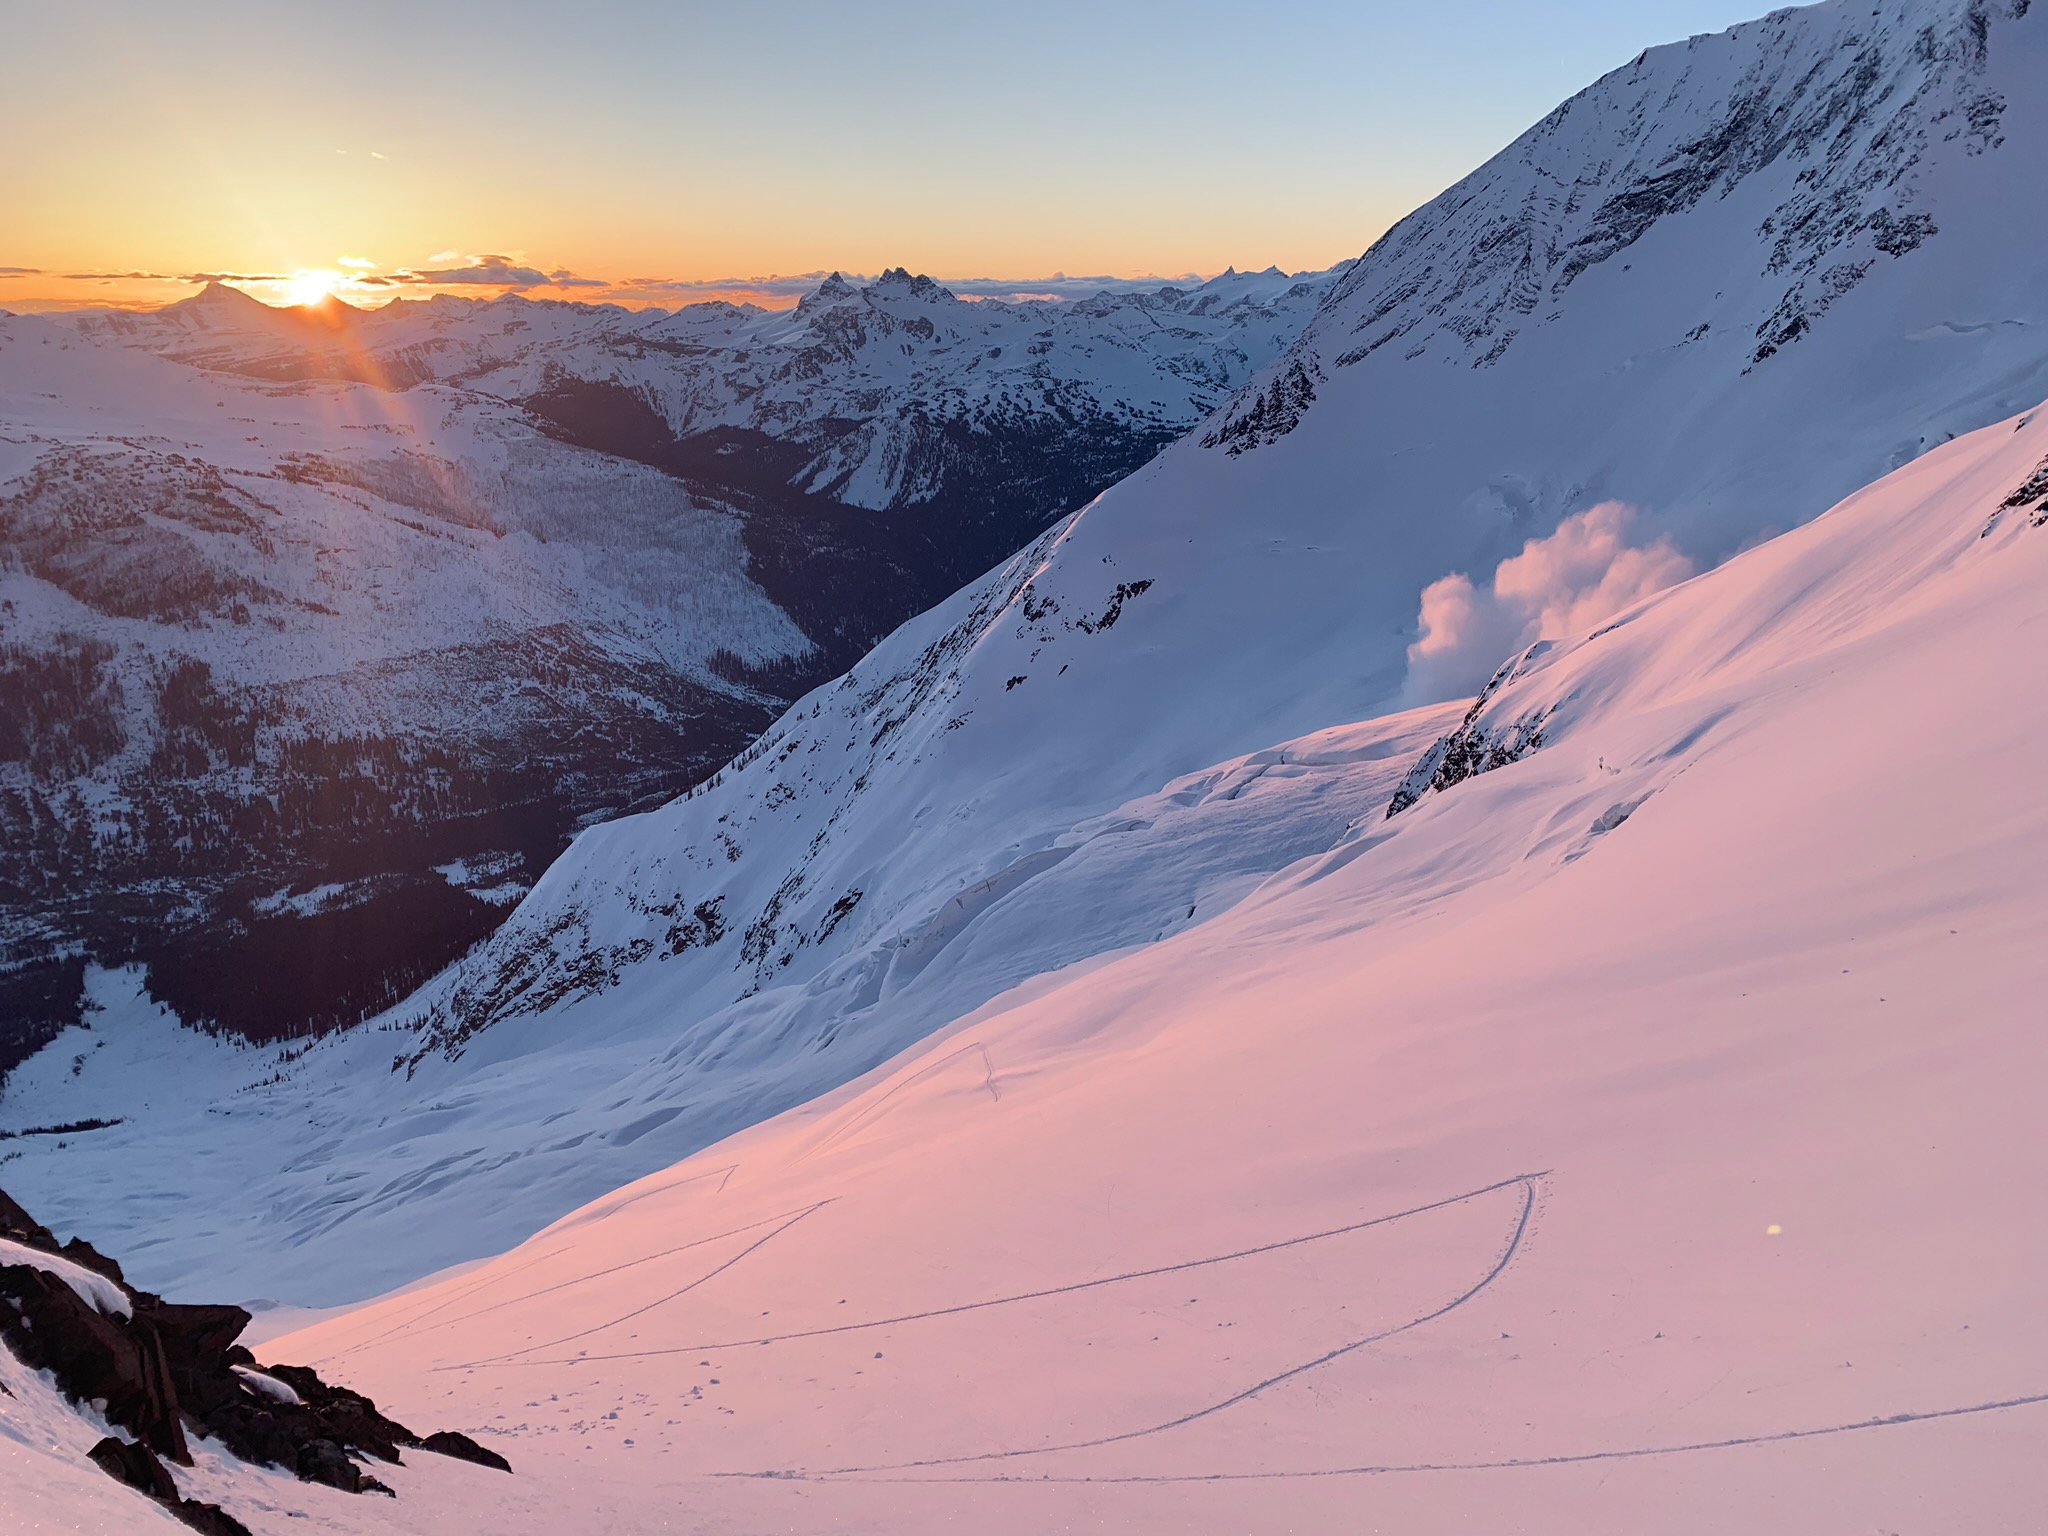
[867,267,953,299]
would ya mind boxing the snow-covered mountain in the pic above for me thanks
[13,219,2048,1536]
[1,267,1334,1071]
[277,389,2048,1533]
[0,317,804,1071]
[3,0,2042,1303]
[7,1,2048,1527]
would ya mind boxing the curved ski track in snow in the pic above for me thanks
[444,1171,1542,1374]
[808,1391,2048,1486]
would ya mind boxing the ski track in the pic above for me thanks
[460,1171,1544,1370]
[441,1201,836,1367]
[800,1041,1004,1161]
[797,1391,2048,1486]
[314,1190,788,1366]
[775,1173,1539,1477]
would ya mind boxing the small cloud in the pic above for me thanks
[0,266,43,277]
[370,150,387,161]
[427,249,462,264]
[396,254,608,291]
[1402,502,1694,705]
[334,149,348,156]
[65,269,196,284]
[186,271,293,285]
[337,256,378,270]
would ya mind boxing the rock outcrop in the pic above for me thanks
[0,1187,507,1533]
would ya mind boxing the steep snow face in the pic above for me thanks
[1241,0,2028,404]
[396,0,2046,1154]
[8,0,2045,1301]
[1197,0,2048,560]
[117,385,2048,1534]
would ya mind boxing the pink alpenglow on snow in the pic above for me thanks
[4,2,2048,1532]
[226,396,2048,1533]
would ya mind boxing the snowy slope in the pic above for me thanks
[403,0,2048,1090]
[1,1336,190,1533]
[49,338,2048,1536]
[6,0,2045,1305]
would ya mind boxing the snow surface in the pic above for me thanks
[5,4,2048,1527]
[0,1339,186,1532]
[0,310,807,693]
[229,1365,301,1406]
[78,387,2048,1532]
[0,1238,130,1319]
[2,1330,504,1536]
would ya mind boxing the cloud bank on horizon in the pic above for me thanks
[0,257,1302,313]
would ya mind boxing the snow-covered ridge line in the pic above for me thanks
[1207,0,2030,451]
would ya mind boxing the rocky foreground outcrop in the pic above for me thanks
[0,1187,507,1533]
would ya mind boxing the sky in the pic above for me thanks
[3,0,1780,312]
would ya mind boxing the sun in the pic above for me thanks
[282,269,343,307]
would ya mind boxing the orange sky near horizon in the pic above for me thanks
[2,0,1773,317]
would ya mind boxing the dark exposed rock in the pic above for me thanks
[2002,455,2048,518]
[421,1429,514,1472]
[1387,644,1559,819]
[88,1435,179,1501]
[164,1500,259,1536]
[87,1436,254,1536]
[0,1247,189,1462]
[1201,359,1322,456]
[1,1185,510,1525]
[296,1437,364,1493]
